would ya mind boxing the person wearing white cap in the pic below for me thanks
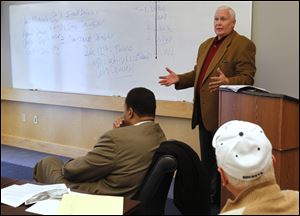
[213,120,299,215]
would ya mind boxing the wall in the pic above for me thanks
[1,88,199,158]
[1,1,299,158]
[252,1,299,98]
[1,1,12,87]
[1,99,199,158]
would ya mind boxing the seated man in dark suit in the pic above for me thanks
[34,87,166,198]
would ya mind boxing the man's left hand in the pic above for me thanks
[209,67,229,92]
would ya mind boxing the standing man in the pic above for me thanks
[159,6,256,207]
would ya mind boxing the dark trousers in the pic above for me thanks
[198,117,220,206]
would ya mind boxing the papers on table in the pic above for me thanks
[25,188,69,205]
[2,183,124,215]
[1,183,67,207]
[219,85,269,93]
[58,193,124,215]
[25,199,62,215]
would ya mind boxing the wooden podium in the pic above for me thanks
[219,89,299,207]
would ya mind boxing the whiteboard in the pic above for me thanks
[9,1,252,102]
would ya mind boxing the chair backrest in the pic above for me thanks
[133,154,177,215]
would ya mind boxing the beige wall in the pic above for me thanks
[252,1,299,98]
[1,100,199,158]
[1,88,199,158]
[1,1,299,157]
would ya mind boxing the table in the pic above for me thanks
[1,177,140,215]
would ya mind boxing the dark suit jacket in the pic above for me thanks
[175,30,256,131]
[34,122,166,198]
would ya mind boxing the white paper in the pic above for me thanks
[26,199,62,215]
[219,85,269,93]
[25,188,69,205]
[1,183,67,208]
[1,184,28,207]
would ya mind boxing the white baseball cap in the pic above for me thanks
[212,120,273,181]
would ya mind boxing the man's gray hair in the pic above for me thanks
[216,5,236,21]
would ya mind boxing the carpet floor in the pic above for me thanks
[1,161,34,181]
[1,144,183,214]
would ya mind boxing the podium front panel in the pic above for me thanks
[219,89,299,208]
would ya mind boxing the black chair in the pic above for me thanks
[133,154,177,215]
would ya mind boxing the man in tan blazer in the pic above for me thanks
[34,87,166,198]
[159,6,256,208]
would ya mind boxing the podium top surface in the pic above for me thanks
[220,89,299,103]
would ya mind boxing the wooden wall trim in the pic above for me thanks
[1,87,193,119]
[1,134,88,158]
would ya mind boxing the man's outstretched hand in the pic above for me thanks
[159,67,179,87]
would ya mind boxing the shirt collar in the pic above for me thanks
[213,34,227,46]
[134,120,153,126]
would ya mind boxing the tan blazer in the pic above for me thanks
[221,180,299,215]
[176,31,256,132]
[34,122,166,198]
